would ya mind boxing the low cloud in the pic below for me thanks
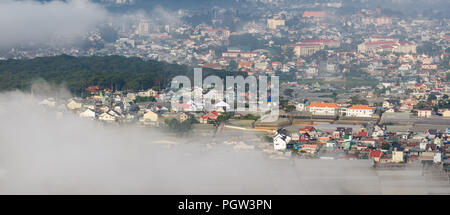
[0,86,448,194]
[0,0,184,49]
[0,0,109,48]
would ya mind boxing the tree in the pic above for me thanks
[331,91,338,102]
[381,143,390,150]
[350,95,368,105]
[285,105,296,112]
[228,60,238,71]
[0,55,245,95]
[135,96,156,103]
[283,88,294,97]
[164,118,194,134]
[216,112,232,125]
[417,41,442,56]
[427,94,437,103]
[280,98,289,109]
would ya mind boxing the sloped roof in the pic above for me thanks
[349,105,374,110]
[302,11,326,17]
[369,150,382,158]
[307,102,340,108]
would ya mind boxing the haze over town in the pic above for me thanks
[0,0,449,194]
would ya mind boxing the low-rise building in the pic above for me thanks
[342,105,375,118]
[307,102,340,116]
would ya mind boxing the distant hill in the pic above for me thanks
[0,55,242,95]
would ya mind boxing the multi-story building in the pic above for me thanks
[307,102,340,116]
[342,105,375,118]
[418,109,432,118]
[267,18,285,29]
[294,44,324,56]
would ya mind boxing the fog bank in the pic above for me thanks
[0,90,448,194]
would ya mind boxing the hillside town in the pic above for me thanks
[35,73,450,176]
[0,0,449,196]
[14,0,447,177]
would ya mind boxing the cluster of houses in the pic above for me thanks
[302,103,375,118]
[38,87,228,128]
[273,125,450,170]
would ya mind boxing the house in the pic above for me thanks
[326,140,337,148]
[341,141,355,150]
[199,111,218,124]
[142,110,158,122]
[382,101,392,109]
[267,18,285,29]
[343,105,375,118]
[307,102,340,116]
[298,126,316,134]
[67,100,82,110]
[434,152,442,163]
[294,44,323,56]
[392,149,404,163]
[79,109,96,119]
[238,61,252,70]
[302,11,326,19]
[301,144,318,154]
[299,133,311,141]
[86,86,100,94]
[369,150,383,162]
[442,109,450,117]
[214,101,230,112]
[418,109,432,118]
[357,130,368,137]
[39,98,56,107]
[273,128,292,150]
[138,89,158,97]
[98,112,116,122]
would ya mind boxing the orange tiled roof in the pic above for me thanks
[302,11,326,18]
[348,105,374,110]
[307,102,340,108]
[369,150,382,158]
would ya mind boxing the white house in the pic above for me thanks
[39,98,56,107]
[307,102,340,116]
[418,109,432,118]
[343,105,375,117]
[79,109,96,119]
[434,152,442,163]
[382,101,392,109]
[392,150,404,163]
[296,103,305,111]
[98,112,116,122]
[142,110,158,122]
[214,101,230,112]
[372,125,385,138]
[67,100,82,110]
[273,128,291,150]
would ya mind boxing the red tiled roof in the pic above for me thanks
[201,111,218,119]
[369,150,382,158]
[86,86,100,92]
[358,131,368,137]
[349,105,374,110]
[238,61,252,68]
[300,39,338,44]
[364,41,396,46]
[302,11,326,18]
[307,102,340,108]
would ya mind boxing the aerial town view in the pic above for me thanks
[0,0,449,196]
